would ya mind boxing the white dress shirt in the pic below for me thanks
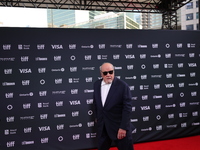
[101,80,112,107]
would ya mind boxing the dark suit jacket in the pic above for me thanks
[93,77,134,140]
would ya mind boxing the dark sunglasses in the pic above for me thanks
[102,70,114,76]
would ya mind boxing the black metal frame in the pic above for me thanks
[0,0,192,29]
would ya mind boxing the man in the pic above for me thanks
[93,62,134,150]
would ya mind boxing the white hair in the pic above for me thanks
[99,62,114,71]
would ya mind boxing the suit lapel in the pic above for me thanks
[97,79,104,108]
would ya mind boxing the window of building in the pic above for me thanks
[186,2,193,9]
[197,12,199,19]
[196,1,199,8]
[197,24,199,30]
[186,13,194,20]
[186,24,194,30]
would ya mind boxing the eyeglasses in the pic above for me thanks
[102,70,114,76]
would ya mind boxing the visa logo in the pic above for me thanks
[141,106,150,110]
[51,45,63,49]
[19,69,32,73]
[69,100,81,105]
[38,126,50,131]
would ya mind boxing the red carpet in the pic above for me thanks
[90,135,200,150]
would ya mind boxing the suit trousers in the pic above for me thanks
[98,125,134,150]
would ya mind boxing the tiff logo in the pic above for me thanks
[71,89,78,94]
[85,77,92,82]
[143,116,149,121]
[23,103,31,109]
[141,75,147,80]
[55,78,62,84]
[70,67,77,72]
[7,141,15,147]
[156,125,162,130]
[140,54,146,59]
[3,44,11,50]
[113,54,120,59]
[189,53,195,58]
[22,80,30,86]
[57,124,64,130]
[5,93,14,98]
[86,99,93,104]
[99,44,105,49]
[177,43,182,48]
[190,72,196,77]
[142,95,148,100]
[127,65,134,70]
[39,91,47,96]
[85,55,92,60]
[72,111,79,117]
[167,93,173,98]
[180,102,186,107]
[192,111,198,116]
[153,64,159,69]
[155,104,161,109]
[37,44,45,50]
[177,63,184,68]
[168,114,174,119]
[154,84,160,89]
[126,44,132,49]
[87,121,95,127]
[56,101,63,107]
[179,83,185,88]
[181,123,187,128]
[24,127,32,133]
[73,134,80,140]
[6,116,15,122]
[54,56,61,61]
[165,53,171,58]
[152,44,158,48]
[41,138,49,144]
[21,56,29,62]
[4,69,12,74]
[38,68,46,73]
[69,44,76,49]
[40,114,48,119]
[191,91,197,97]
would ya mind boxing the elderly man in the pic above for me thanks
[93,62,134,150]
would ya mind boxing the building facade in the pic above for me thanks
[181,0,199,30]
[47,9,140,29]
[47,9,76,27]
[68,12,140,29]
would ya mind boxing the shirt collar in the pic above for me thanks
[101,80,112,86]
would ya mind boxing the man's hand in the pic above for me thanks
[117,128,126,139]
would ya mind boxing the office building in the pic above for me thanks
[67,12,140,29]
[47,9,89,27]
[181,0,199,30]
[47,9,140,29]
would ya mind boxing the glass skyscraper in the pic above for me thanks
[47,9,140,29]
[47,9,76,27]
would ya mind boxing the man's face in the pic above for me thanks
[100,63,114,84]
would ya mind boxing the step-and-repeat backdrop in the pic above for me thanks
[0,28,200,150]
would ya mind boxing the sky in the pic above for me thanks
[0,7,47,27]
[0,7,91,27]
